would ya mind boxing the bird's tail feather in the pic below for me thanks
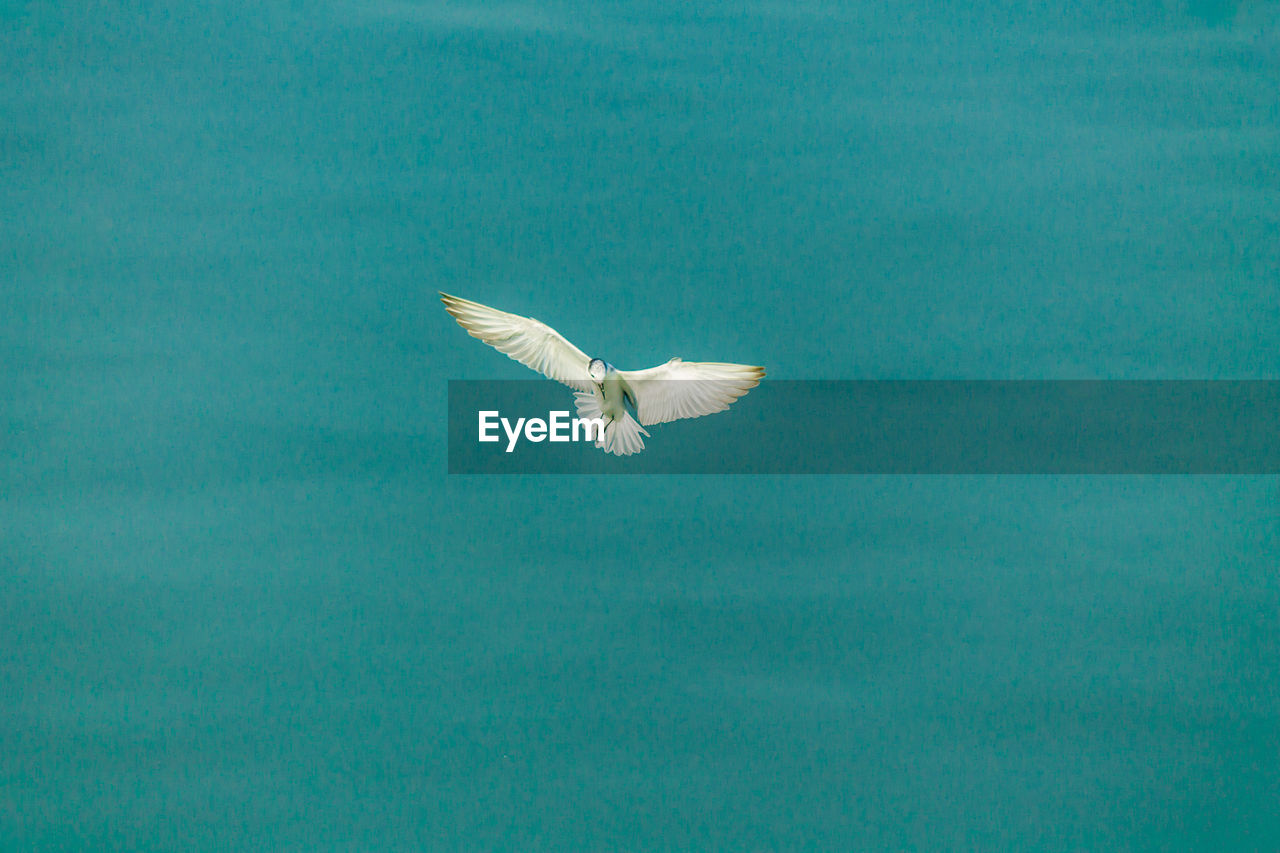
[602,411,648,456]
[573,392,649,456]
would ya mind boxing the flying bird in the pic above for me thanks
[441,292,764,455]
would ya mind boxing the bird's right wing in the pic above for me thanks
[618,358,765,426]
[440,292,595,392]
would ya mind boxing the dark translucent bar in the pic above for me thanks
[448,381,1280,474]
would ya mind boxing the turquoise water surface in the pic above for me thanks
[4,1,1279,848]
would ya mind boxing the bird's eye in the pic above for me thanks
[588,358,606,381]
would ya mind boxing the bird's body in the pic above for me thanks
[598,369,631,424]
[440,292,763,455]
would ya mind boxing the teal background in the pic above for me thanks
[4,0,1279,849]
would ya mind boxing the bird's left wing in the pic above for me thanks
[617,358,765,426]
[440,292,595,392]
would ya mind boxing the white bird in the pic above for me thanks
[441,292,764,455]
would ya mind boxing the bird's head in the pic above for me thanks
[588,358,609,382]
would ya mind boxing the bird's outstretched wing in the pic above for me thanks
[440,292,595,392]
[618,358,764,426]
